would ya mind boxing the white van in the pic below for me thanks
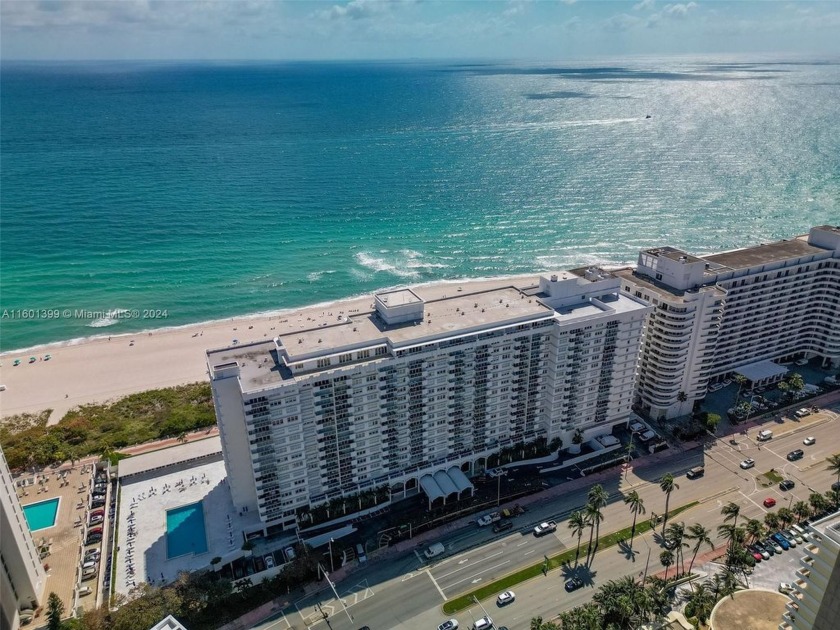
[757,430,773,441]
[424,542,445,559]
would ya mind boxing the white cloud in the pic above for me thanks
[316,0,391,21]
[503,0,532,18]
[603,13,645,32]
[662,2,697,18]
[560,0,578,5]
[633,0,656,11]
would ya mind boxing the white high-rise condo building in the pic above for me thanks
[781,511,840,630]
[208,271,650,535]
[617,225,840,420]
[1,447,45,630]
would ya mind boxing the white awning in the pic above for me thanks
[433,470,459,497]
[447,467,474,495]
[734,360,789,383]
[419,474,445,503]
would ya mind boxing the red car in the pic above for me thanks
[764,497,777,508]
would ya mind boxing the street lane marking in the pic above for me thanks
[524,549,536,556]
[435,550,505,579]
[447,560,511,588]
[516,540,530,547]
[427,569,447,600]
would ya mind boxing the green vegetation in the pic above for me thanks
[0,383,215,470]
[442,501,699,614]
[761,469,783,485]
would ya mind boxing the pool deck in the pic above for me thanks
[13,463,97,617]
[115,457,256,596]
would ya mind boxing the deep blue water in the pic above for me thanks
[1,59,838,351]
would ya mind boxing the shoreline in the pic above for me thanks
[0,272,550,424]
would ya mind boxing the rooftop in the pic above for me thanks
[643,246,706,265]
[703,238,825,271]
[709,589,789,630]
[117,437,223,480]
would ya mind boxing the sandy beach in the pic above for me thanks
[0,274,544,424]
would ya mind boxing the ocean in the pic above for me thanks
[1,58,838,352]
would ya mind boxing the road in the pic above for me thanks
[256,405,838,630]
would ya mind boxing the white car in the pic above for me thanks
[638,429,656,442]
[264,554,275,569]
[437,620,459,630]
[795,358,808,366]
[533,521,557,536]
[803,436,816,445]
[496,590,515,606]
[78,586,92,597]
[740,458,756,469]
[629,421,645,432]
[473,616,493,630]
[486,467,507,478]
[779,582,795,594]
[708,383,723,392]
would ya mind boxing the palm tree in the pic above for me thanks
[764,511,781,532]
[793,501,810,523]
[686,581,716,624]
[665,522,687,576]
[660,549,674,582]
[717,523,746,566]
[685,523,714,575]
[587,484,610,557]
[659,473,679,533]
[745,518,764,543]
[585,502,604,566]
[568,510,587,567]
[733,374,747,405]
[810,491,829,516]
[721,501,741,529]
[826,453,840,486]
[624,490,646,551]
[826,488,840,510]
[778,507,794,528]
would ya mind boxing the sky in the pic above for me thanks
[1,0,839,61]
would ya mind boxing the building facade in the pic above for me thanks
[618,225,840,420]
[1,447,45,630]
[781,511,840,630]
[208,271,650,534]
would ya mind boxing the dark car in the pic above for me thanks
[755,540,774,556]
[91,499,106,508]
[565,577,584,592]
[493,521,513,533]
[787,449,804,461]
[86,535,102,545]
[780,479,796,491]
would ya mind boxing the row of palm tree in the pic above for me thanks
[568,484,611,568]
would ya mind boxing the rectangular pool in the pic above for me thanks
[166,501,208,559]
[22,497,60,532]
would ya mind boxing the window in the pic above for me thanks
[317,358,331,368]
[339,353,352,364]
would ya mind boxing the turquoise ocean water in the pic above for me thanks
[1,59,838,352]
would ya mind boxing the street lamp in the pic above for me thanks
[328,538,335,574]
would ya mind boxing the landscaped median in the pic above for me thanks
[441,500,700,615]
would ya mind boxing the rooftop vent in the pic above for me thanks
[551,274,558,282]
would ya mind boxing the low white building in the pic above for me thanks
[208,271,650,536]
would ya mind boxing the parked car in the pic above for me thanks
[740,459,756,469]
[82,566,97,580]
[89,514,104,525]
[803,436,816,445]
[787,449,805,461]
[78,586,92,597]
[493,521,513,533]
[629,420,646,432]
[754,541,773,557]
[86,535,102,545]
[90,499,106,509]
[425,543,446,559]
[780,480,796,491]
[84,549,100,562]
[486,467,507,478]
[565,577,584,592]
[264,554,275,569]
[747,547,763,562]
[763,497,777,508]
[772,533,792,550]
[765,538,784,554]
[496,590,515,606]
[437,620,459,630]
[638,429,656,442]
[779,582,795,593]
[750,544,770,560]
[785,529,804,545]
[794,408,811,418]
[284,546,296,561]
[533,521,557,536]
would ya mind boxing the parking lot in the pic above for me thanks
[748,536,805,592]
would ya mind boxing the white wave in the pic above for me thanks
[307,270,337,282]
[355,249,449,279]
[87,309,130,328]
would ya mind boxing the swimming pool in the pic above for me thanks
[166,501,208,559]
[22,498,60,532]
